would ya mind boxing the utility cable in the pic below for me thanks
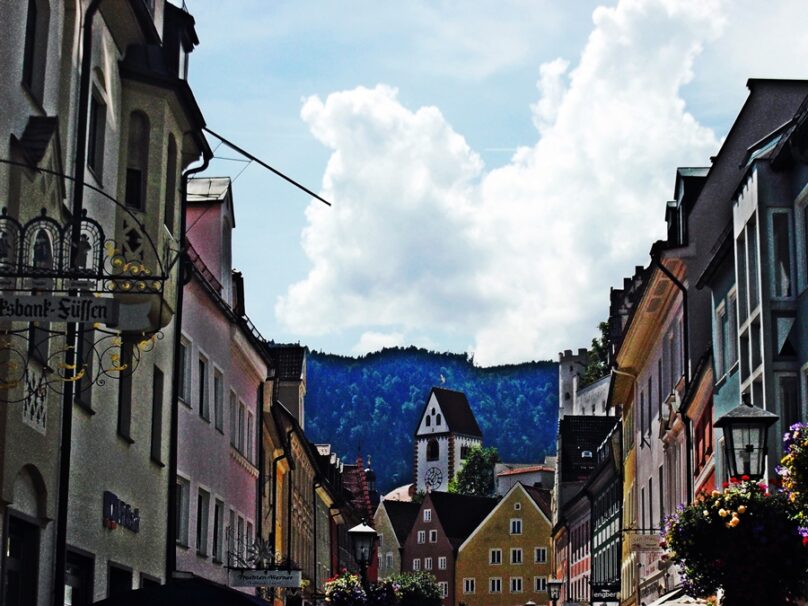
[203,126,332,207]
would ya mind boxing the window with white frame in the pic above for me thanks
[463,578,475,594]
[175,476,190,546]
[423,509,432,522]
[229,391,237,446]
[429,529,437,543]
[213,370,224,432]
[535,576,547,592]
[196,488,210,556]
[771,210,795,299]
[87,90,106,179]
[246,412,254,462]
[489,577,502,593]
[22,0,50,102]
[715,290,739,378]
[212,499,224,563]
[125,111,149,210]
[534,547,547,563]
[514,501,521,510]
[412,558,420,571]
[510,577,523,593]
[438,556,446,570]
[438,582,448,598]
[424,557,432,570]
[237,516,244,559]
[777,373,800,430]
[511,547,523,564]
[386,552,393,568]
[198,356,209,420]
[178,339,191,403]
[490,548,502,565]
[237,401,245,452]
[510,518,522,534]
[417,530,425,544]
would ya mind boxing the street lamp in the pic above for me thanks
[547,578,563,606]
[348,520,378,590]
[715,394,779,480]
[523,601,537,606]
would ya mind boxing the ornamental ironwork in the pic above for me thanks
[0,207,167,294]
[0,204,174,406]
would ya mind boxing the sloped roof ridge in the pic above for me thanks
[430,387,483,437]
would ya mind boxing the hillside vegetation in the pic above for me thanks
[304,347,558,493]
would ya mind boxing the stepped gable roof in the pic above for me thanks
[266,344,306,381]
[429,387,482,437]
[524,485,553,520]
[430,491,497,547]
[382,500,421,545]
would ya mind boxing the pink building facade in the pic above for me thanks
[176,177,271,588]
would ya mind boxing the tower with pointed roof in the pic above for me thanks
[413,387,483,493]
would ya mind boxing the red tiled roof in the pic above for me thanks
[497,465,554,477]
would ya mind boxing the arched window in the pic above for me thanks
[435,413,442,426]
[164,134,177,232]
[425,415,431,427]
[32,229,52,270]
[22,0,50,102]
[125,111,149,210]
[427,439,439,461]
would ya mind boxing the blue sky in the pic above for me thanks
[185,0,808,365]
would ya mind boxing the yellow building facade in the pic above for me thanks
[456,483,553,606]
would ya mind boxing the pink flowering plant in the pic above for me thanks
[323,570,401,606]
[324,570,368,606]
[662,478,808,605]
[779,422,808,529]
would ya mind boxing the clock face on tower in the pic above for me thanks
[424,466,443,490]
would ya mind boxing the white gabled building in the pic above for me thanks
[413,387,483,493]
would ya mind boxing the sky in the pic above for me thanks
[184,0,808,367]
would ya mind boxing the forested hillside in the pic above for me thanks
[304,347,558,493]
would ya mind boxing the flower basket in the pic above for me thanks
[663,479,808,605]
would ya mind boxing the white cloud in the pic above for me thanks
[352,332,406,355]
[277,0,727,365]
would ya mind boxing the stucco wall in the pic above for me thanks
[456,486,553,606]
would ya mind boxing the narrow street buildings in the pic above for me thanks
[0,1,209,603]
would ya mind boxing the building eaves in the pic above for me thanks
[694,222,733,290]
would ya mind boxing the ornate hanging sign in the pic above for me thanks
[230,569,301,588]
[0,204,173,405]
[0,295,119,324]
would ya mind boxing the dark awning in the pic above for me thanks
[92,575,268,606]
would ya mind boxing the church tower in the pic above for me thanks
[413,387,483,493]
